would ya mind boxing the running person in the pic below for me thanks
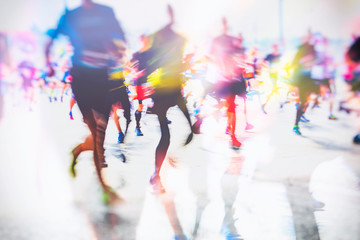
[108,45,131,144]
[262,43,281,113]
[46,0,127,200]
[144,5,194,193]
[291,32,319,135]
[131,34,154,136]
[17,60,37,111]
[207,18,245,148]
[310,35,338,120]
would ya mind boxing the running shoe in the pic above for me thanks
[222,232,243,240]
[293,125,301,135]
[101,186,121,205]
[245,123,254,130]
[135,127,144,136]
[220,224,243,240]
[173,234,189,240]
[69,111,74,120]
[221,229,243,240]
[328,114,338,120]
[230,136,242,149]
[69,146,81,178]
[300,115,310,123]
[118,132,125,143]
[313,197,325,211]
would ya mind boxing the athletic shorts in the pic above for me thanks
[208,80,247,99]
[70,65,109,116]
[151,88,183,114]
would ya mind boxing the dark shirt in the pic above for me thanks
[265,53,281,64]
[292,42,315,70]
[53,3,126,68]
[265,53,281,74]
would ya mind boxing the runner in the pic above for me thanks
[290,32,319,135]
[108,46,131,144]
[17,60,37,111]
[310,35,338,120]
[262,43,282,113]
[46,0,127,201]
[131,34,153,136]
[144,5,194,193]
[206,18,245,148]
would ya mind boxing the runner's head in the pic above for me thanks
[167,4,174,26]
[222,17,228,35]
[82,0,94,8]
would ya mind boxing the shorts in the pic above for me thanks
[293,70,319,94]
[152,88,183,114]
[209,80,247,100]
[70,65,109,116]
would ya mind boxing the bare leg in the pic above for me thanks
[177,96,193,145]
[70,134,94,177]
[227,111,236,136]
[150,107,170,193]
[112,106,122,133]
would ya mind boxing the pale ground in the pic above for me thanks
[0,86,359,240]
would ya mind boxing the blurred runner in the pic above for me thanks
[46,0,127,201]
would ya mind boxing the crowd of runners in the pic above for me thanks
[0,2,360,237]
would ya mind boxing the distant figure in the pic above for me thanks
[207,18,246,148]
[131,34,153,137]
[262,43,281,113]
[18,60,37,111]
[291,31,318,135]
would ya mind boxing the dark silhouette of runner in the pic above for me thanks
[45,0,127,202]
[141,5,194,193]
